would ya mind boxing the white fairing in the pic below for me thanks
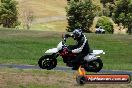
[45,41,63,54]
[45,48,58,54]
[84,54,97,62]
[84,50,105,62]
[57,41,63,51]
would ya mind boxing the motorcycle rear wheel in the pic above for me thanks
[84,58,103,72]
[38,55,57,70]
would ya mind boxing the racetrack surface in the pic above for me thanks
[0,64,132,75]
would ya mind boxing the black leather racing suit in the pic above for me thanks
[64,34,90,69]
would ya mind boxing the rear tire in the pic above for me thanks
[93,58,103,72]
[38,55,57,70]
[84,58,103,72]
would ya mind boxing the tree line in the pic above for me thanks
[66,0,132,34]
[0,0,132,34]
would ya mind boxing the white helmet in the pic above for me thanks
[73,29,82,39]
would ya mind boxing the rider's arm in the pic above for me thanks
[64,34,74,42]
[64,34,74,38]
[72,35,87,53]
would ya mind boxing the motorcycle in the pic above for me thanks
[38,38,105,72]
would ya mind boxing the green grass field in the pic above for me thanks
[0,29,132,71]
[30,20,67,32]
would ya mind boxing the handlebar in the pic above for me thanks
[62,38,69,50]
[62,37,67,44]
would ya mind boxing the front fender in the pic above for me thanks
[45,48,58,54]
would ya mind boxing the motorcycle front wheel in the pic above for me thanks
[38,55,57,70]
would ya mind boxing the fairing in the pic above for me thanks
[45,48,58,54]
[84,50,105,62]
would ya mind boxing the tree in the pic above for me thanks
[100,0,115,7]
[18,0,34,30]
[113,0,132,34]
[0,0,19,28]
[66,0,97,32]
[22,9,34,30]
[100,0,115,16]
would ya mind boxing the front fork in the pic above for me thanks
[51,53,59,59]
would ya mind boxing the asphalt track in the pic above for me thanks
[0,64,132,75]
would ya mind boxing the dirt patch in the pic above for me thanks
[0,69,75,87]
[0,69,131,88]
[18,0,67,18]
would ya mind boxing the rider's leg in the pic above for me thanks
[72,53,84,70]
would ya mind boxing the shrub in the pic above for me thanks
[96,16,113,33]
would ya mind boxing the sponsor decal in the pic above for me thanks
[76,66,131,84]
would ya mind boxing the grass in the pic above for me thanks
[0,29,132,71]
[18,0,67,18]
[88,34,132,70]
[0,68,131,88]
[30,20,67,32]
[0,29,65,65]
[17,0,67,31]
[17,0,103,31]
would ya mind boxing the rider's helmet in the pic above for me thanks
[73,29,83,40]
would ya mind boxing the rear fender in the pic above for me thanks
[84,54,98,62]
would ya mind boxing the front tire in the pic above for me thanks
[38,55,57,70]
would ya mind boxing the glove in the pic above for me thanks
[65,34,70,38]
[63,38,66,42]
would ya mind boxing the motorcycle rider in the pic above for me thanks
[64,29,90,70]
